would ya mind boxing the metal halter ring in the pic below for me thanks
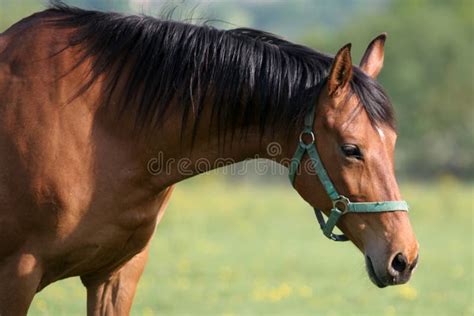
[333,196,350,214]
[299,130,315,145]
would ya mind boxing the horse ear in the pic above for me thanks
[359,33,386,78]
[328,43,353,96]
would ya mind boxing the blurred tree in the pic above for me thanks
[0,0,43,30]
[0,0,130,31]
[302,0,474,179]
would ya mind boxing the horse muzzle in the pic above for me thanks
[365,252,419,288]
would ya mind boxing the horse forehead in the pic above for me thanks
[373,122,397,142]
[335,103,372,133]
[375,126,386,140]
[334,111,397,149]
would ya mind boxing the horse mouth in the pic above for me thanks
[365,256,387,288]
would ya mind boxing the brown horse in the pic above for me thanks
[0,3,419,315]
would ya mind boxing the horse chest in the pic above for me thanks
[40,184,173,285]
[41,204,158,284]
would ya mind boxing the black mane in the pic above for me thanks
[47,1,395,140]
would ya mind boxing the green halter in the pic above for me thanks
[288,97,409,242]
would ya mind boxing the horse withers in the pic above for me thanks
[0,3,418,315]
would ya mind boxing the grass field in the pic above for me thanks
[30,176,473,315]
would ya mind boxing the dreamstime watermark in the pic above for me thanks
[146,141,317,177]
[266,142,282,157]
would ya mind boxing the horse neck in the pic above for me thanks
[135,106,297,189]
[94,61,301,189]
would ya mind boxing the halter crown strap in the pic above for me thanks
[288,106,409,242]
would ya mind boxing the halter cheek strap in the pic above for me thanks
[288,104,409,242]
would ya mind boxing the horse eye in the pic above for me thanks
[341,144,363,160]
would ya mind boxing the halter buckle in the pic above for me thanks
[333,196,350,214]
[299,130,315,145]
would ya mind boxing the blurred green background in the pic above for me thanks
[1,1,473,315]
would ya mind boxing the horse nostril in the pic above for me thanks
[391,253,407,274]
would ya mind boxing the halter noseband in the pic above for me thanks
[288,93,409,242]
